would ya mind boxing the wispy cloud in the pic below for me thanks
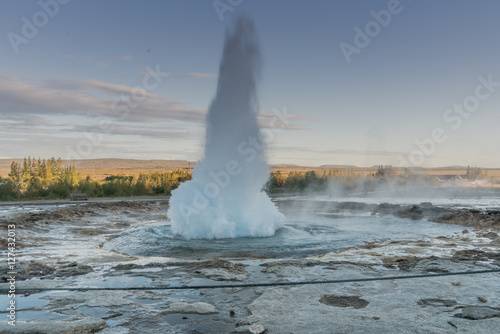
[0,114,200,159]
[257,111,314,130]
[0,74,205,123]
[259,111,315,122]
[0,74,309,128]
[274,145,409,157]
[0,114,51,127]
[0,73,310,159]
[120,55,133,61]
[182,72,217,78]
[69,123,196,140]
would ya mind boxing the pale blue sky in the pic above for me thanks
[1,0,499,167]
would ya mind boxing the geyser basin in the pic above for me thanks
[167,17,284,239]
[106,197,465,259]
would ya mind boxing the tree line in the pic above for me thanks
[0,157,191,201]
[466,165,484,181]
[0,158,491,201]
[265,166,445,194]
[265,169,363,193]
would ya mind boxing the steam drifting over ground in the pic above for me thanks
[167,17,284,239]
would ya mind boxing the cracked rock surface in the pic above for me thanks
[0,198,499,333]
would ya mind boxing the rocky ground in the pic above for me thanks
[0,200,499,333]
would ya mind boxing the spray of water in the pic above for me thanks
[167,17,285,239]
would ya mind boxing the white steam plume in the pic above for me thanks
[167,16,285,239]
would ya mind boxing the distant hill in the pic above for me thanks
[320,164,358,169]
[0,158,192,170]
[0,158,496,173]
[370,165,396,169]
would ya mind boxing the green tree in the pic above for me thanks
[0,177,16,200]
[466,166,483,181]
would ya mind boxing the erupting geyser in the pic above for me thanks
[167,17,285,239]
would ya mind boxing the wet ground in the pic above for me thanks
[0,191,499,333]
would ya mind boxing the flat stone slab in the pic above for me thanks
[164,301,218,314]
[0,318,106,334]
[417,298,458,307]
[319,295,370,309]
[458,306,500,320]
